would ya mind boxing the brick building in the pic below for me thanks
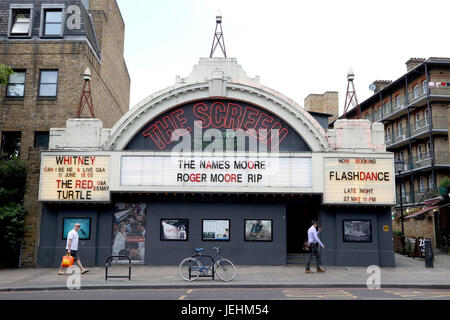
[0,0,130,266]
[343,57,450,248]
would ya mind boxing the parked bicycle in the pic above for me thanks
[178,245,236,282]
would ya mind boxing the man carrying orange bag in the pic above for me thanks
[58,223,89,275]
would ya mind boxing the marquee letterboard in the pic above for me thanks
[120,155,312,190]
[39,155,110,202]
[323,157,395,205]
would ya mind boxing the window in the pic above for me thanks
[396,95,402,109]
[43,10,63,36]
[34,131,49,148]
[396,151,405,169]
[0,132,21,159]
[422,80,427,95]
[397,122,402,138]
[386,127,391,141]
[426,141,431,158]
[415,113,421,130]
[378,107,382,119]
[413,85,419,99]
[419,176,425,193]
[384,102,389,114]
[424,109,429,126]
[9,8,32,37]
[6,70,26,97]
[418,145,423,160]
[429,175,434,189]
[40,5,65,37]
[401,183,406,198]
[38,70,58,97]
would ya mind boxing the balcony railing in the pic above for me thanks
[396,194,411,205]
[406,87,427,105]
[429,84,450,96]
[395,188,439,206]
[366,81,450,120]
[414,188,439,204]
[397,151,449,172]
[384,116,448,145]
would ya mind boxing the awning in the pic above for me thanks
[404,205,439,219]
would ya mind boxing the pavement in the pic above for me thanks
[0,253,449,292]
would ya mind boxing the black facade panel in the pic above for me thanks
[320,206,395,267]
[146,201,286,266]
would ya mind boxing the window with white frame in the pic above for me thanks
[397,122,402,138]
[429,175,434,189]
[378,107,382,119]
[384,102,389,114]
[386,127,391,141]
[396,96,401,109]
[413,85,419,99]
[8,5,34,38]
[422,80,427,95]
[418,145,423,160]
[424,109,429,126]
[401,183,406,198]
[426,141,431,158]
[419,176,425,193]
[415,113,421,130]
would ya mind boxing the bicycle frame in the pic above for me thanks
[191,249,223,279]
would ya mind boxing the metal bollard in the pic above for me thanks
[424,240,434,268]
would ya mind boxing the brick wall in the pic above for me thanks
[0,0,129,266]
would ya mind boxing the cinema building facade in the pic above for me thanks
[37,58,397,267]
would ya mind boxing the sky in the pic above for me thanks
[116,0,450,115]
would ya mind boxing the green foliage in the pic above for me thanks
[0,64,13,87]
[0,157,26,205]
[0,157,27,264]
[439,177,450,188]
[0,204,26,252]
[393,230,403,236]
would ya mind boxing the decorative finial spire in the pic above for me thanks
[76,67,95,118]
[343,67,361,119]
[210,11,227,58]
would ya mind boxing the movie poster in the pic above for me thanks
[63,218,91,240]
[245,220,272,241]
[202,219,230,241]
[160,219,188,240]
[112,203,147,264]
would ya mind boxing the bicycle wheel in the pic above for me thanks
[215,258,236,282]
[179,258,201,281]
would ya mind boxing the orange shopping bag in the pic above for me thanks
[61,253,74,268]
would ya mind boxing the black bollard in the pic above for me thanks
[424,239,434,268]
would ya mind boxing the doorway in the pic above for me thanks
[286,198,319,254]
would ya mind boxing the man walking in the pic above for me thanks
[58,223,89,275]
[305,220,326,274]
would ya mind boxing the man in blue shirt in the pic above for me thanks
[306,220,326,274]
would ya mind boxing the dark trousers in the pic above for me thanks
[306,244,321,271]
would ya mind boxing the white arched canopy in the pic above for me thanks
[105,80,330,152]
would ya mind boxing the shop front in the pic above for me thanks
[37,58,396,267]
